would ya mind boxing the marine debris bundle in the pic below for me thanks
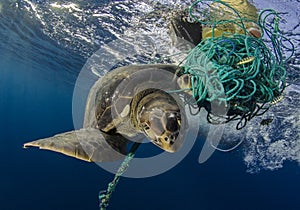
[181,0,294,129]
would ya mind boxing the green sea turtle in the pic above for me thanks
[24,64,192,162]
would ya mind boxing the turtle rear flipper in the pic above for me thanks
[23,128,128,162]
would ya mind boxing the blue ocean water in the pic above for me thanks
[1,0,300,210]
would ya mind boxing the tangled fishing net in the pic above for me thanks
[181,0,294,129]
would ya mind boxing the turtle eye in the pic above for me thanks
[177,74,192,90]
[183,74,189,84]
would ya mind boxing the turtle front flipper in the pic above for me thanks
[23,128,128,162]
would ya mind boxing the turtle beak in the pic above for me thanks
[149,130,183,153]
[160,140,177,153]
[150,138,176,153]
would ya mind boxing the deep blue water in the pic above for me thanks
[1,0,300,210]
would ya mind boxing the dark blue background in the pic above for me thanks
[1,0,299,210]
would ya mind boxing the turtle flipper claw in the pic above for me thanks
[23,128,128,162]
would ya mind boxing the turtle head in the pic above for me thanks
[135,89,185,152]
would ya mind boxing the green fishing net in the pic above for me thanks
[181,0,294,129]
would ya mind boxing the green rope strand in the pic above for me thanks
[99,142,141,210]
